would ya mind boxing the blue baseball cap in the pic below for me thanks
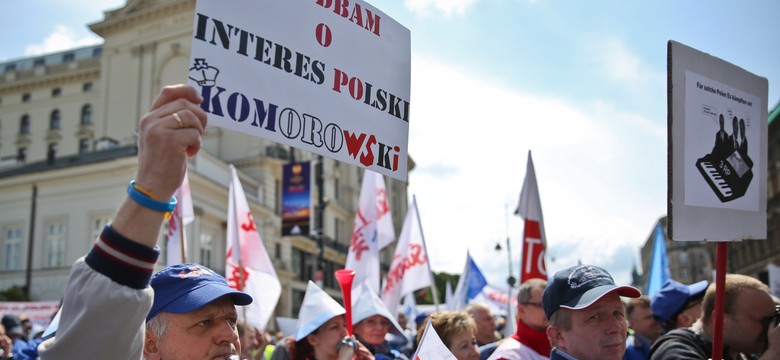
[651,279,708,323]
[147,263,252,321]
[543,264,640,319]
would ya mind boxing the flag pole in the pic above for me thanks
[413,195,440,310]
[179,215,187,263]
[711,242,728,360]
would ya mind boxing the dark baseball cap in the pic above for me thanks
[651,279,708,323]
[543,264,640,319]
[147,263,252,321]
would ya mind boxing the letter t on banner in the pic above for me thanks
[515,151,547,283]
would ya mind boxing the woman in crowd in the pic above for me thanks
[271,281,373,360]
[423,311,479,360]
[352,286,409,360]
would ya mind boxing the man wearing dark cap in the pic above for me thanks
[543,265,641,360]
[143,264,253,359]
[650,279,707,333]
[650,274,780,360]
[37,85,254,359]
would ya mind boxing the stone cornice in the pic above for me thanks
[0,67,100,95]
[89,0,195,38]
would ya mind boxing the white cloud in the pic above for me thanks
[587,37,665,94]
[25,25,103,56]
[404,0,479,16]
[407,55,666,288]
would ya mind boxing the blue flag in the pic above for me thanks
[452,252,489,310]
[465,254,488,300]
[646,223,670,295]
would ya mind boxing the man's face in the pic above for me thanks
[144,297,240,360]
[471,308,495,342]
[628,305,661,342]
[724,288,775,355]
[307,315,348,359]
[552,293,628,360]
[354,315,390,345]
[518,287,549,332]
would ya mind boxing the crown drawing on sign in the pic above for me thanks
[188,58,220,87]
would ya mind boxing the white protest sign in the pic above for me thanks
[668,40,767,241]
[188,0,411,181]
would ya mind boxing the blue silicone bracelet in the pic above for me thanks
[127,181,177,213]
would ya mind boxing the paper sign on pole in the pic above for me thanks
[668,40,768,241]
[188,0,411,181]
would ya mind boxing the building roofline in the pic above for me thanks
[0,145,137,179]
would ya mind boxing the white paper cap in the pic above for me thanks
[295,281,346,341]
[352,283,405,338]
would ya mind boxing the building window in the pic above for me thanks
[199,231,214,268]
[45,220,67,267]
[275,243,281,259]
[291,289,306,317]
[81,104,92,125]
[17,147,27,161]
[79,138,90,154]
[90,215,111,241]
[52,88,61,97]
[3,224,22,271]
[22,93,30,103]
[680,267,691,282]
[62,52,75,62]
[4,64,16,73]
[33,58,45,67]
[47,143,58,161]
[20,115,30,134]
[50,110,61,130]
[92,47,102,57]
[83,82,93,92]
[679,251,689,265]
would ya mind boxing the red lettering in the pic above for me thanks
[343,131,367,159]
[332,68,349,93]
[384,244,428,291]
[360,135,376,167]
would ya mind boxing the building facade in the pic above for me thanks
[0,0,411,322]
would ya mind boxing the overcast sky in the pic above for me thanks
[3,0,779,289]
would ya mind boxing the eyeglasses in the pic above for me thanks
[521,302,543,308]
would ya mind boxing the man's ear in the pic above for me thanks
[144,328,162,360]
[546,326,564,349]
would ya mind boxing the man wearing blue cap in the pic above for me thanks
[543,265,641,360]
[650,279,708,333]
[144,263,253,359]
[37,85,253,359]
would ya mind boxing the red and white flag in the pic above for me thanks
[226,165,281,331]
[515,151,547,283]
[382,196,431,315]
[412,317,457,360]
[345,170,395,293]
[167,171,195,265]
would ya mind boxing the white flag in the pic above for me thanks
[444,281,455,311]
[167,172,195,264]
[226,165,281,331]
[345,170,395,293]
[382,197,431,315]
[412,317,457,360]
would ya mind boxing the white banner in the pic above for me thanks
[0,301,60,330]
[345,170,395,293]
[189,0,411,180]
[382,198,431,314]
[227,165,282,331]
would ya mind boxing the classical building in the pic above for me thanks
[0,0,411,322]
[639,100,780,290]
